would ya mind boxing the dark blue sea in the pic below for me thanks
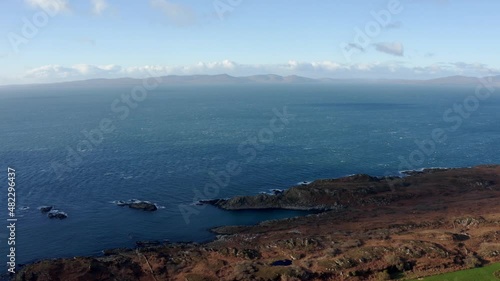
[0,83,499,265]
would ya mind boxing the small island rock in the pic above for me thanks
[128,202,157,211]
[47,210,68,219]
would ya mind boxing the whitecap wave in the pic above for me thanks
[297,181,312,186]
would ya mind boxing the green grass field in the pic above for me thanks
[410,263,500,281]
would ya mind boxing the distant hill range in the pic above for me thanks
[3,74,500,88]
[386,75,500,85]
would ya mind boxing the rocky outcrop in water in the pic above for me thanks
[38,206,53,213]
[128,202,157,211]
[47,210,68,219]
[113,199,158,211]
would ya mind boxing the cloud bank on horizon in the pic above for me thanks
[1,0,500,85]
[22,60,500,83]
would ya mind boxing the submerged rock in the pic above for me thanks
[39,206,53,213]
[115,200,128,207]
[270,189,284,195]
[113,199,158,211]
[199,199,222,204]
[47,210,68,219]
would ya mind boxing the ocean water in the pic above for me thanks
[0,83,499,265]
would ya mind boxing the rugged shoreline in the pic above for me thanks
[14,165,500,281]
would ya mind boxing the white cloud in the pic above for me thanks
[286,60,348,72]
[91,0,108,15]
[25,65,78,79]
[150,0,197,27]
[25,0,69,13]
[25,64,122,79]
[355,63,378,71]
[24,62,241,81]
[312,61,347,71]
[373,42,404,57]
[196,59,237,70]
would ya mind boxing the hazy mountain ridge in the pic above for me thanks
[2,74,500,88]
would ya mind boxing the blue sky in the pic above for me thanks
[1,0,499,84]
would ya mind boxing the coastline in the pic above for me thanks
[13,164,500,281]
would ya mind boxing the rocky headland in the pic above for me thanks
[14,165,500,280]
